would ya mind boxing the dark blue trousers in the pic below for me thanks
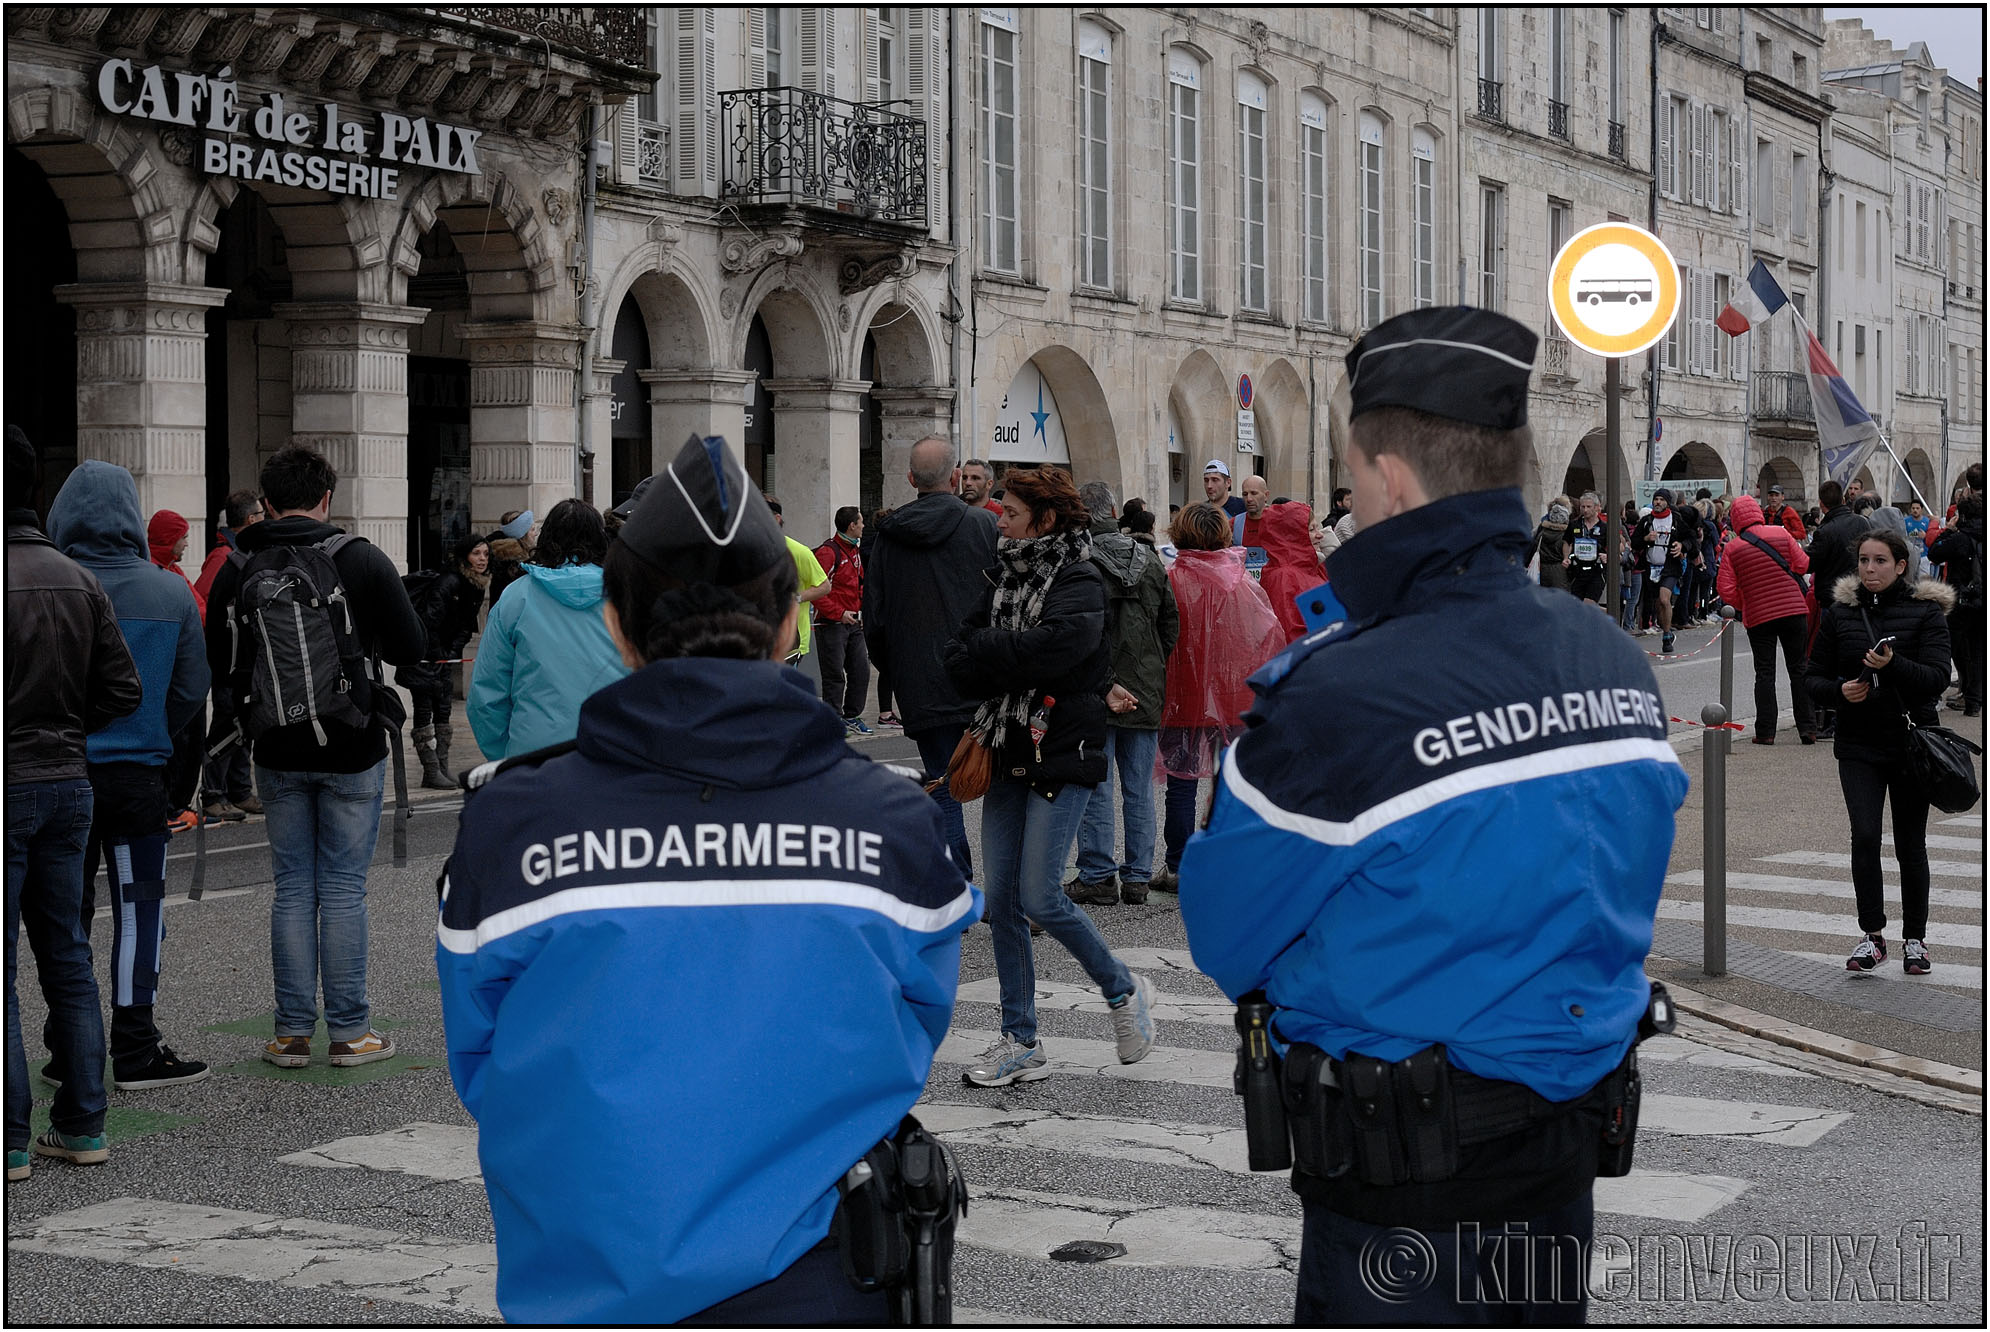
[1297,1193,1593,1326]
[680,1241,889,1326]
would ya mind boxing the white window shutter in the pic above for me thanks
[1685,266,1701,373]
[822,10,839,99]
[1729,117,1744,215]
[674,7,718,196]
[905,8,937,226]
[862,8,881,103]
[1658,98,1673,197]
[1689,104,1704,206]
[799,9,823,93]
[746,8,768,90]
[1774,152,1790,231]
[612,100,640,186]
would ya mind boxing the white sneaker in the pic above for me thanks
[1109,973,1156,1065]
[963,1034,1048,1087]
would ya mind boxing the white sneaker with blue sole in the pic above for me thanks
[963,1033,1049,1087]
[1109,972,1157,1064]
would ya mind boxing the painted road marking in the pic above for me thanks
[1592,1170,1751,1223]
[277,1121,481,1181]
[1637,1035,1816,1079]
[1667,870,1981,911]
[1884,833,1983,853]
[936,1031,1232,1088]
[955,977,1234,1027]
[1757,850,1983,880]
[917,1102,1247,1172]
[1939,815,1982,828]
[1639,1095,1850,1147]
[960,1188,1299,1271]
[1654,900,1982,948]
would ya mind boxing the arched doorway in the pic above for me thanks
[608,294,653,508]
[4,145,78,512]
[406,222,472,571]
[743,314,776,491]
[1258,359,1311,501]
[202,188,294,549]
[1754,454,1804,501]
[1661,442,1731,492]
[997,346,1120,492]
[1898,448,1936,507]
[1168,350,1230,508]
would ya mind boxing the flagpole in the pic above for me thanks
[1790,308,1934,514]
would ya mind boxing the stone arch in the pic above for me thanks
[986,342,1120,490]
[1660,441,1731,488]
[849,284,945,390]
[1257,358,1312,501]
[1754,453,1805,500]
[734,268,838,380]
[595,248,719,371]
[7,84,173,282]
[387,168,559,319]
[1167,348,1231,478]
[1898,447,1937,506]
[183,174,377,301]
[1561,428,1635,503]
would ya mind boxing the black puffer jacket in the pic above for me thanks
[1928,509,1985,609]
[863,493,999,733]
[943,559,1110,797]
[400,566,490,694]
[1803,573,1954,764]
[1806,504,1868,601]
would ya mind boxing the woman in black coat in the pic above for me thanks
[942,465,1155,1089]
[402,537,490,788]
[1803,528,1954,976]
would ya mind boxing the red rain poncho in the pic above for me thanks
[1158,546,1285,779]
[1240,501,1321,642]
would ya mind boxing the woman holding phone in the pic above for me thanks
[1804,529,1954,975]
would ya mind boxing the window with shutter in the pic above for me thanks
[1689,104,1704,206]
[1237,70,1269,313]
[613,101,640,187]
[1685,266,1702,373]
[1729,116,1743,216]
[1168,50,1202,302]
[674,8,718,196]
[1412,128,1437,310]
[1657,94,1673,197]
[746,9,769,89]
[798,9,824,96]
[862,9,882,104]
[1774,151,1790,232]
[1301,97,1331,322]
[905,10,938,232]
[981,15,1019,273]
[1077,19,1113,290]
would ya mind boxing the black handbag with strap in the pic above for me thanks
[1856,606,1983,813]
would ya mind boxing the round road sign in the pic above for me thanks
[1238,374,1253,410]
[1548,222,1681,358]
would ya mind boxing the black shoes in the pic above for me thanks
[113,1045,211,1091]
[1063,875,1119,906]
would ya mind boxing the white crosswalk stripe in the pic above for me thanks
[1939,814,1983,827]
[1888,833,1985,852]
[1756,849,1983,879]
[1654,899,1984,948]
[1667,869,1982,912]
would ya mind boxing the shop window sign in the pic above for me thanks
[96,59,482,201]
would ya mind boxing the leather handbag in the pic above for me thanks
[932,730,993,804]
[1903,720,1983,814]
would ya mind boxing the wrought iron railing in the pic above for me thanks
[1477,78,1504,121]
[720,87,926,225]
[1754,370,1814,421]
[1608,120,1626,160]
[1543,332,1573,379]
[637,120,668,186]
[1548,99,1570,140]
[434,7,648,68]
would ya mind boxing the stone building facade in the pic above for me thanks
[6,7,649,568]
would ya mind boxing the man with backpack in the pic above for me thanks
[203,445,425,1069]
[46,462,210,1092]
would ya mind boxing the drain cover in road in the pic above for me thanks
[1049,1240,1126,1263]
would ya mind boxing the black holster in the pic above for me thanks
[830,1115,968,1325]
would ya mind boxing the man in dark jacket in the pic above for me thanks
[48,460,210,1094]
[194,490,266,819]
[205,445,425,1070]
[1805,479,1870,738]
[6,429,144,1178]
[1069,484,1178,906]
[864,437,999,876]
[1928,493,1984,715]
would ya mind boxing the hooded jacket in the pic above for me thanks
[862,492,1000,733]
[203,513,427,774]
[145,509,205,622]
[400,560,491,696]
[1927,506,1984,606]
[1803,573,1954,764]
[1248,501,1323,642]
[7,509,144,784]
[468,561,630,760]
[48,462,209,768]
[1716,495,1811,629]
[1181,488,1688,1224]
[438,656,979,1324]
[1160,547,1285,767]
[1090,529,1179,730]
[193,526,244,607]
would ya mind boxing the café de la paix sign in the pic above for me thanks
[97,59,482,201]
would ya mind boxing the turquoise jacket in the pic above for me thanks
[468,562,629,760]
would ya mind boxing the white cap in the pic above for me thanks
[1203,459,1231,478]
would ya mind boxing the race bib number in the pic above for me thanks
[1573,537,1599,562]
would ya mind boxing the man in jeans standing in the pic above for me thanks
[812,506,873,735]
[1068,484,1177,907]
[205,446,425,1069]
[6,429,143,1178]
[865,438,999,877]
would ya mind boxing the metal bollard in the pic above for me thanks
[1717,604,1737,728]
[1701,701,1728,977]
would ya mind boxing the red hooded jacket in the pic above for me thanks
[1159,547,1284,778]
[1238,501,1322,643]
[146,509,205,622]
[1716,495,1810,628]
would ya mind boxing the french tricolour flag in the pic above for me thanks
[1803,327,1883,488]
[1715,260,1789,337]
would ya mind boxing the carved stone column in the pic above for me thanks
[54,281,230,528]
[639,368,758,471]
[457,322,583,533]
[871,387,958,507]
[764,378,868,545]
[275,302,428,566]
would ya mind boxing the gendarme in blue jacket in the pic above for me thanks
[437,655,981,1324]
[47,462,208,768]
[1181,489,1687,1107]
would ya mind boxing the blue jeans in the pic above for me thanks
[259,762,385,1041]
[908,725,973,878]
[7,779,107,1147]
[1162,775,1200,872]
[1074,727,1161,885]
[979,776,1134,1047]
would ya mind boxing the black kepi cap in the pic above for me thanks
[616,434,788,586]
[1345,306,1538,430]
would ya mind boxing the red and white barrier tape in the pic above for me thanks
[1668,715,1745,732]
[1642,616,1735,660]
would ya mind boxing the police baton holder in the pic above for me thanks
[1233,993,1292,1172]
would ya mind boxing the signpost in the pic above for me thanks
[1548,222,1682,626]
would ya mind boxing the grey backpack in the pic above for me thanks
[227,534,377,746]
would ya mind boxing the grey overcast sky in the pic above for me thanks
[1823,7,1984,85]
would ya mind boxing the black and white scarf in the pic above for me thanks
[970,528,1093,744]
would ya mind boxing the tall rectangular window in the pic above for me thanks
[1855,201,1867,279]
[1236,71,1269,313]
[1301,94,1330,323]
[1477,9,1501,82]
[1077,21,1112,289]
[1359,113,1385,328]
[1549,198,1573,262]
[1712,273,1730,377]
[1412,130,1437,309]
[1479,182,1505,311]
[1754,138,1773,221]
[1791,152,1808,237]
[872,8,900,105]
[979,14,1019,273]
[1167,51,1201,302]
[1707,110,1727,210]
[1550,9,1569,106]
[1609,10,1625,125]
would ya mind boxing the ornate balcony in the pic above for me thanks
[432,7,648,70]
[721,87,926,229]
[1754,371,1814,423]
[637,121,668,187]
[1548,99,1570,140]
[1609,120,1626,160]
[1477,78,1504,122]
[1542,331,1575,380]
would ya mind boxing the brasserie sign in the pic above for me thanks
[97,59,483,201]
